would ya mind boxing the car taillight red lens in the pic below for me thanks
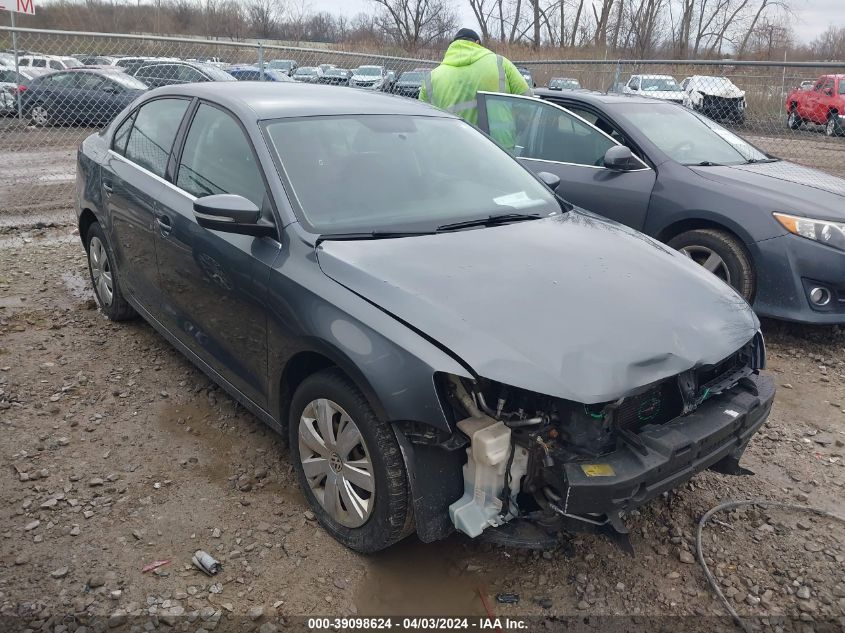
[18,85,27,92]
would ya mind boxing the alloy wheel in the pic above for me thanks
[788,111,799,129]
[679,245,731,285]
[298,398,375,528]
[826,118,837,137]
[88,236,114,307]
[30,105,49,126]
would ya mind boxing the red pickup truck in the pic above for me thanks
[786,74,845,136]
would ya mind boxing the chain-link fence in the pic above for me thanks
[2,27,845,226]
[516,58,845,179]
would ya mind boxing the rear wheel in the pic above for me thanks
[85,222,136,321]
[289,369,413,552]
[668,229,755,302]
[29,103,52,127]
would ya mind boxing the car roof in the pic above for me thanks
[147,82,452,120]
[632,74,675,79]
[534,87,669,105]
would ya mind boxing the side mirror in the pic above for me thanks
[194,194,275,237]
[536,171,561,190]
[603,146,639,171]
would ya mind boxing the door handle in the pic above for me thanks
[156,215,172,235]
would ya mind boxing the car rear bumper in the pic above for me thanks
[752,233,845,324]
[546,372,774,517]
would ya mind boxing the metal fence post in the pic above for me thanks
[11,12,23,121]
[258,42,264,81]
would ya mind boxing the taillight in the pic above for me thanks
[17,84,27,93]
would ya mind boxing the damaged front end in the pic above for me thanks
[442,332,774,547]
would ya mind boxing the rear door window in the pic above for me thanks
[123,98,190,178]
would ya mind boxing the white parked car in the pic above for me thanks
[623,74,684,104]
[681,75,747,124]
[350,65,387,90]
[18,55,82,71]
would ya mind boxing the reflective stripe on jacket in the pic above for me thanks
[419,39,531,133]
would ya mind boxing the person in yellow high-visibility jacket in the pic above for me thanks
[419,28,532,150]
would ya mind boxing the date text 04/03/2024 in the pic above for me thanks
[307,617,528,630]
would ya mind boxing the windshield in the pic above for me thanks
[615,103,767,165]
[641,77,680,91]
[269,60,293,69]
[357,66,382,76]
[399,72,423,82]
[296,68,317,75]
[550,79,579,89]
[265,115,559,234]
[108,73,148,90]
[326,69,346,77]
[62,57,82,68]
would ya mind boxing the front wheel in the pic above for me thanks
[289,369,413,552]
[668,229,755,302]
[825,113,842,137]
[787,108,802,130]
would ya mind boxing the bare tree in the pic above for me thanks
[369,0,458,51]
[245,0,281,39]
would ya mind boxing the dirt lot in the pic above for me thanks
[0,222,843,632]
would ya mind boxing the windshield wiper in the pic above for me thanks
[687,161,725,167]
[436,213,542,232]
[317,230,435,241]
[743,157,780,164]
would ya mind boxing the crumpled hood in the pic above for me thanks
[690,160,845,221]
[441,40,493,68]
[690,85,745,98]
[316,212,759,404]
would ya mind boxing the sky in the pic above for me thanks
[307,0,843,50]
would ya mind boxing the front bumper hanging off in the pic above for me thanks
[545,372,774,519]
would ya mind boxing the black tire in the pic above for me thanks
[787,106,802,130]
[667,228,755,302]
[84,222,136,321]
[289,368,413,552]
[825,112,842,137]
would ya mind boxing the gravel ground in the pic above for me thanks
[0,224,843,632]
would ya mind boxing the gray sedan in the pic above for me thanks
[76,83,773,551]
[477,90,845,324]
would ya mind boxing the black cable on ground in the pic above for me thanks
[696,499,845,633]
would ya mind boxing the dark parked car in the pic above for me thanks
[20,68,147,127]
[228,66,295,83]
[318,68,351,86]
[391,70,426,98]
[133,61,235,88]
[476,89,845,324]
[76,82,774,552]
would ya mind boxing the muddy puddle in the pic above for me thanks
[355,536,489,616]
